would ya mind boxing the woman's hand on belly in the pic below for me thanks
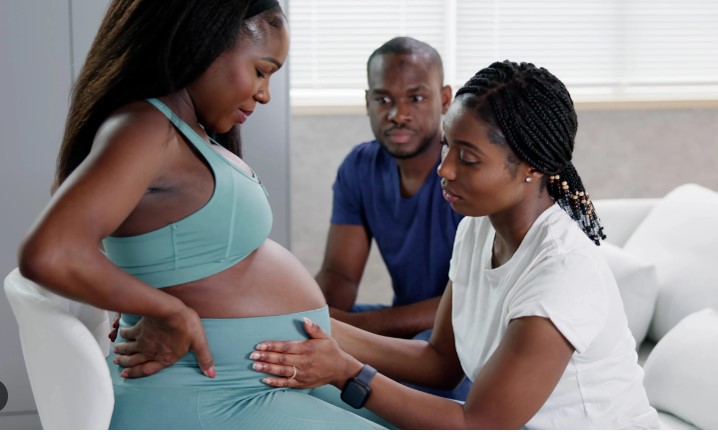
[250,317,362,390]
[111,240,325,378]
[113,306,216,379]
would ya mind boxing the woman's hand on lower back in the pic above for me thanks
[112,306,215,379]
[108,312,121,342]
[251,317,362,389]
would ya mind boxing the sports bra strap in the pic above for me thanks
[102,98,273,288]
[146,98,219,162]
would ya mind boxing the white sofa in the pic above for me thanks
[593,183,718,430]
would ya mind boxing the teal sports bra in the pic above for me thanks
[102,98,273,288]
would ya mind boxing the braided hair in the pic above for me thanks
[456,60,605,245]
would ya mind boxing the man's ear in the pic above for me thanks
[365,90,370,115]
[441,85,452,114]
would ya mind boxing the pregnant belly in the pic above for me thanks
[163,239,327,318]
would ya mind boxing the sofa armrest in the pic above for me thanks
[592,198,659,247]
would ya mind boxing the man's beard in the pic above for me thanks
[379,134,435,160]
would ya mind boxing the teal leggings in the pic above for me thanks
[108,307,391,429]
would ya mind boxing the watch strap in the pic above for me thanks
[354,364,377,386]
[340,364,378,409]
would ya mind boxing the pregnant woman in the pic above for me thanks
[19,0,386,429]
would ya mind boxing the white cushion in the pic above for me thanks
[643,308,718,430]
[623,183,718,341]
[592,198,659,248]
[657,412,698,430]
[599,243,657,346]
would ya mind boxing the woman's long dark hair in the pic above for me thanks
[456,60,606,245]
[57,0,282,184]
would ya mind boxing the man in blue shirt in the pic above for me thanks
[315,37,469,399]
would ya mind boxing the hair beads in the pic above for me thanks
[456,61,606,245]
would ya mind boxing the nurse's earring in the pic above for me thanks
[525,176,533,183]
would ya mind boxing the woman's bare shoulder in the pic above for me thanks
[67,100,184,202]
[92,100,176,156]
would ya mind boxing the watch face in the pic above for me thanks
[341,379,371,409]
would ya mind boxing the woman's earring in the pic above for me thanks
[525,176,533,183]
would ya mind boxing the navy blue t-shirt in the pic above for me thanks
[331,140,464,307]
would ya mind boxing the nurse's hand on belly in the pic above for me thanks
[113,308,216,379]
[250,317,362,390]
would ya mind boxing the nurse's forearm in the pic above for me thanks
[331,318,462,389]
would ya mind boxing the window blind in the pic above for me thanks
[288,0,718,107]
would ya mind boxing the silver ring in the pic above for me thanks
[290,366,297,380]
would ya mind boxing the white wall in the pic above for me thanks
[0,0,290,428]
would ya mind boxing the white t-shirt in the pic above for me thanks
[450,204,658,429]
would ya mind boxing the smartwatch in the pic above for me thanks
[340,364,377,409]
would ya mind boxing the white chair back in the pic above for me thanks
[3,268,114,429]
